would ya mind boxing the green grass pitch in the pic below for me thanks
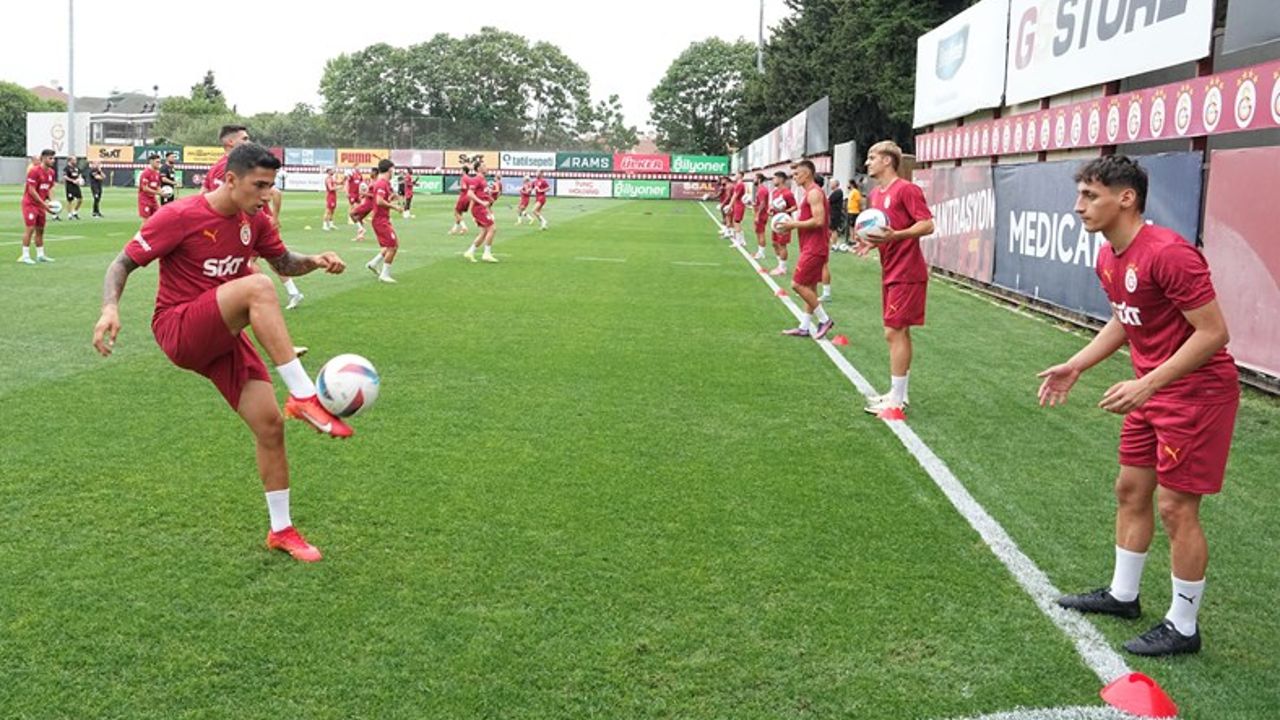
[1,187,1277,719]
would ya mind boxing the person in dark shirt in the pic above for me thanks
[159,152,179,205]
[88,161,105,217]
[64,155,84,219]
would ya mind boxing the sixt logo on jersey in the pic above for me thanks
[1014,0,1191,70]
[1111,301,1143,326]
[935,25,969,80]
[202,255,247,278]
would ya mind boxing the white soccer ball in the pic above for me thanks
[160,185,174,198]
[48,200,62,214]
[853,208,890,240]
[701,193,711,201]
[770,212,791,232]
[770,196,787,211]
[316,353,381,418]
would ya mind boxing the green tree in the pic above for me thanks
[585,94,639,153]
[648,38,757,155]
[0,82,65,156]
[191,70,226,106]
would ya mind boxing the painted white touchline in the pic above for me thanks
[573,256,627,263]
[934,705,1143,720]
[0,235,87,246]
[671,260,721,267]
[697,201,1135,689]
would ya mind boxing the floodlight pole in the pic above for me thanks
[68,0,76,155]
[757,0,765,74]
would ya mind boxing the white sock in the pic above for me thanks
[276,358,316,398]
[482,247,494,257]
[902,371,910,397]
[1166,575,1205,635]
[1109,546,1148,602]
[265,489,292,532]
[814,305,830,323]
[889,375,908,404]
[36,246,46,258]
[380,261,393,279]
[799,314,812,331]
[820,283,830,296]
[20,246,31,259]
[282,279,300,295]
[777,261,787,271]
[368,253,384,268]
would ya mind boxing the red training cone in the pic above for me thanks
[830,334,850,346]
[1100,672,1178,718]
[775,289,787,298]
[757,267,769,274]
[877,407,907,422]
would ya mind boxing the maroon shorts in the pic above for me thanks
[347,194,359,205]
[883,281,927,328]
[22,205,45,228]
[152,286,269,410]
[138,200,158,219]
[326,193,337,210]
[471,203,494,228]
[731,205,746,224]
[792,250,827,286]
[454,195,470,213]
[519,197,530,210]
[1119,396,1239,495]
[772,230,791,246]
[372,218,398,248]
[754,211,768,233]
[535,196,547,210]
[350,205,372,223]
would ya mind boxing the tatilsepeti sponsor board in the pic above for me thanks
[914,0,1009,127]
[555,178,612,198]
[1005,0,1214,105]
[499,151,556,171]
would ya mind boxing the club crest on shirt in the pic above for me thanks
[240,222,252,246]
[1125,264,1139,293]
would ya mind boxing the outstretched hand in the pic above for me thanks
[1036,363,1080,407]
[314,252,346,274]
[93,307,121,357]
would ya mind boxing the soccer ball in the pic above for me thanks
[316,354,380,417]
[770,212,791,232]
[48,200,62,214]
[853,208,890,240]
[770,195,787,211]
[160,185,174,198]
[701,193,711,201]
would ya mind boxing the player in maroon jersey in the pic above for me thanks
[728,172,750,254]
[752,173,770,266]
[363,159,403,283]
[532,170,551,230]
[17,149,57,264]
[322,168,339,231]
[776,160,835,340]
[400,168,415,219]
[1041,156,1238,657]
[516,175,533,224]
[137,154,163,220]
[346,167,363,215]
[202,124,249,192]
[855,141,935,415]
[450,164,473,235]
[92,143,351,563]
[489,172,503,207]
[347,169,377,243]
[461,158,498,263]
[767,171,797,277]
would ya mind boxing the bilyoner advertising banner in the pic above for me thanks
[614,179,670,199]
[672,155,730,175]
[992,152,1203,319]
[1201,147,1280,378]
[1005,0,1214,105]
[914,165,997,283]
[914,0,1009,127]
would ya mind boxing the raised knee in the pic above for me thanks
[246,272,276,300]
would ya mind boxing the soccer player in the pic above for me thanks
[364,159,403,283]
[138,154,163,220]
[18,149,57,264]
[450,164,472,235]
[462,158,498,263]
[819,177,845,303]
[752,173,770,260]
[729,172,750,255]
[767,171,797,277]
[1041,156,1238,657]
[401,168,415,219]
[516,175,533,224]
[532,170,551,230]
[202,124,250,192]
[776,160,834,339]
[856,140,934,415]
[64,154,84,219]
[89,160,105,218]
[159,152,179,205]
[346,166,363,216]
[91,143,352,563]
[322,168,338,231]
[348,174,376,242]
[489,172,503,207]
[718,177,733,240]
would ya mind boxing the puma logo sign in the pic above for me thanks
[202,229,218,243]
[1162,445,1182,463]
[1177,592,1196,605]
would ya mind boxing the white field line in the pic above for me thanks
[0,234,87,246]
[696,202,1136,690]
[935,705,1144,720]
[573,256,627,263]
[671,260,721,267]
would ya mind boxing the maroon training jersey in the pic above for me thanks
[464,173,492,203]
[731,181,746,211]
[139,168,162,201]
[769,187,796,216]
[534,178,550,197]
[1096,224,1238,403]
[403,174,415,197]
[754,184,769,211]
[23,165,52,206]
[869,178,932,284]
[371,178,393,220]
[795,184,829,258]
[202,155,228,192]
[124,195,286,316]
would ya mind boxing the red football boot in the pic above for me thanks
[266,526,323,562]
[284,394,353,438]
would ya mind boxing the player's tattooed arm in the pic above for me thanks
[267,251,346,276]
[102,251,139,307]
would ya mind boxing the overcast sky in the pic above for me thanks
[4,0,791,131]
